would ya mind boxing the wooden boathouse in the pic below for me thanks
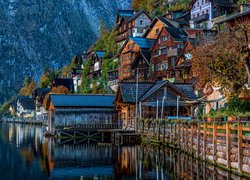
[47,94,117,135]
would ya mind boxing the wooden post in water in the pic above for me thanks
[170,122,173,145]
[238,121,242,173]
[158,119,160,141]
[197,122,200,158]
[163,119,166,143]
[191,122,194,155]
[213,122,217,163]
[203,122,207,160]
[226,122,231,168]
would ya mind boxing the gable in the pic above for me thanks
[139,80,196,102]
[146,20,165,39]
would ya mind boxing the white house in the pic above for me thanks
[189,0,236,29]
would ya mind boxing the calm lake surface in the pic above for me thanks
[0,122,246,180]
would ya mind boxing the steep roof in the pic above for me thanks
[50,94,115,108]
[119,82,155,103]
[118,81,197,104]
[127,10,152,22]
[142,16,184,37]
[174,84,197,100]
[32,88,51,98]
[20,98,35,110]
[165,27,187,41]
[53,78,74,92]
[117,10,134,18]
[130,37,156,49]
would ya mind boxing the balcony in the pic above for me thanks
[192,14,209,23]
[167,48,182,57]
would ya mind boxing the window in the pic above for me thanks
[140,20,143,25]
[197,12,199,17]
[155,28,159,34]
[158,39,161,44]
[156,63,161,71]
[162,47,168,54]
[155,49,161,56]
[205,0,208,3]
[197,1,199,6]
[162,35,170,41]
[202,11,204,15]
[171,57,176,67]
[206,9,209,14]
[161,62,168,70]
[123,24,126,29]
[129,23,131,28]
[202,0,204,4]
[193,14,195,18]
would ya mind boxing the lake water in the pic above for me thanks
[0,122,246,180]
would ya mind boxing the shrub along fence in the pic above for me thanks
[137,119,250,176]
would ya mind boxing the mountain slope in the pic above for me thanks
[0,0,131,103]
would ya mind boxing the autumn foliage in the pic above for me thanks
[19,78,36,96]
[43,86,69,109]
[191,24,250,97]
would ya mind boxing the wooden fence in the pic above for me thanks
[137,119,250,176]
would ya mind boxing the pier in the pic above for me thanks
[54,123,139,145]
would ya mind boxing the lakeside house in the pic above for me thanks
[16,96,35,118]
[32,88,51,121]
[47,94,117,134]
[115,80,197,129]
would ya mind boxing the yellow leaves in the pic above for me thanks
[19,80,36,96]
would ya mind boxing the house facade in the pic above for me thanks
[119,37,155,81]
[16,96,35,118]
[115,81,197,129]
[87,51,106,82]
[47,94,117,134]
[32,88,50,121]
[189,0,236,29]
[151,26,187,81]
[116,10,152,46]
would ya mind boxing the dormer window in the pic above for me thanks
[140,20,143,25]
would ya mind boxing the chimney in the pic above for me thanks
[240,2,250,13]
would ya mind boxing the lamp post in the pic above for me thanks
[135,67,139,131]
[177,96,180,120]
